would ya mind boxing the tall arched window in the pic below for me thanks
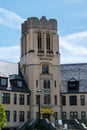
[46,33,50,51]
[43,80,50,89]
[44,94,51,104]
[43,80,46,89]
[47,80,50,89]
[38,32,42,50]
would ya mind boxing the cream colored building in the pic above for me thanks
[1,16,87,129]
[20,16,61,122]
[61,63,87,123]
[0,61,30,129]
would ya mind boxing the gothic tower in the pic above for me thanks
[20,16,61,122]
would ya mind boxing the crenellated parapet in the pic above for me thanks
[22,16,57,34]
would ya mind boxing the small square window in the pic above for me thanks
[42,65,49,74]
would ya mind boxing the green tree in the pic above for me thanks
[0,104,7,130]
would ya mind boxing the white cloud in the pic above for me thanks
[63,0,85,3]
[60,31,87,64]
[0,46,20,62]
[0,7,25,29]
[0,7,87,64]
[0,31,87,64]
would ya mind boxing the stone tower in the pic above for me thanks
[20,16,61,122]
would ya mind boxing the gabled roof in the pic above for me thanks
[0,61,18,77]
[61,63,87,93]
[0,61,30,93]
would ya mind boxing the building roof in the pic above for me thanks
[0,61,30,93]
[61,63,87,93]
[0,61,18,77]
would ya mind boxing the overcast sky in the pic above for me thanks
[0,0,87,64]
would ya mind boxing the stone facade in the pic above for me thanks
[1,16,87,129]
[20,16,61,122]
[22,16,57,34]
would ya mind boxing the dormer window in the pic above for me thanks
[0,77,7,87]
[10,79,23,88]
[68,78,79,92]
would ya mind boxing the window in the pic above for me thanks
[68,81,79,92]
[27,111,30,119]
[54,95,57,105]
[6,111,10,122]
[21,38,23,57]
[27,95,30,105]
[44,94,51,104]
[54,81,56,88]
[2,93,10,104]
[54,112,58,120]
[14,94,17,104]
[0,77,7,87]
[70,112,78,119]
[62,96,66,106]
[19,111,24,122]
[24,65,26,73]
[19,94,24,105]
[62,112,67,120]
[46,33,50,51]
[17,80,23,87]
[43,80,50,89]
[69,96,77,105]
[36,112,39,119]
[13,111,17,122]
[36,80,38,87]
[22,64,26,74]
[24,35,27,54]
[10,79,23,88]
[36,95,39,104]
[42,65,49,74]
[80,95,85,106]
[38,32,42,50]
[81,112,86,120]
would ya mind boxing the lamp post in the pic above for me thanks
[37,90,42,121]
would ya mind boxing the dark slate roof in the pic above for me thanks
[0,61,30,93]
[61,63,87,93]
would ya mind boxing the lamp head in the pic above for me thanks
[37,90,42,96]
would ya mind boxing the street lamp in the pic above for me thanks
[37,90,42,121]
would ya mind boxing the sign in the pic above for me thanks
[41,108,53,114]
